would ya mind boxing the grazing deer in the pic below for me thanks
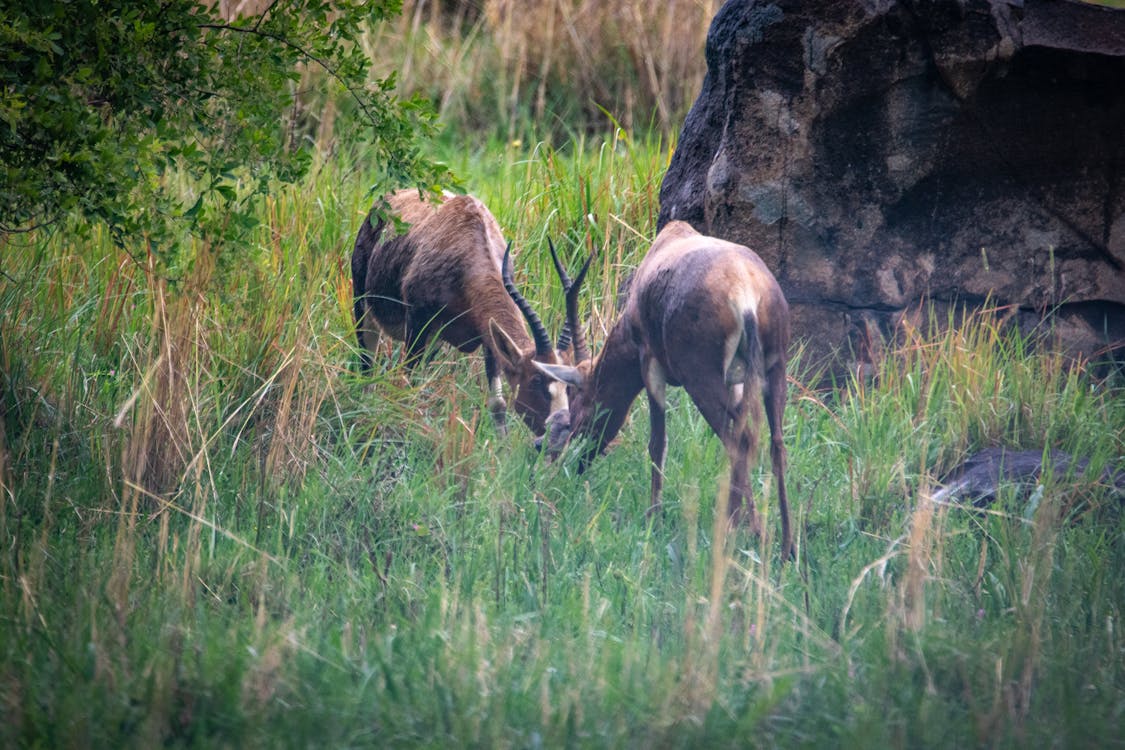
[536,220,794,559]
[351,188,568,436]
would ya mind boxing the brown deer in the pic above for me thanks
[536,221,794,559]
[351,188,568,436]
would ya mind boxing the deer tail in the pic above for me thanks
[731,310,765,452]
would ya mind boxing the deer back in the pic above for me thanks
[357,191,529,353]
[352,190,443,340]
[624,220,788,389]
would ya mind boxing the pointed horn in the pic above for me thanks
[502,242,553,357]
[566,249,595,364]
[548,238,575,352]
[548,238,573,289]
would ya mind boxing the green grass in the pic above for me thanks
[1,133,1123,748]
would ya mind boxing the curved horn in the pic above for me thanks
[548,239,575,352]
[502,242,553,357]
[565,249,595,365]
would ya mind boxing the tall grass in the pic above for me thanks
[481,0,719,134]
[353,0,719,141]
[1,132,1123,746]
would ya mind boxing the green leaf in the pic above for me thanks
[1,0,453,265]
[184,194,203,219]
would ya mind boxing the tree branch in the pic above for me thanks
[0,216,60,235]
[196,22,380,125]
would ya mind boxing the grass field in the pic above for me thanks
[1,128,1122,747]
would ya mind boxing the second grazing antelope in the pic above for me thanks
[351,189,568,436]
[536,220,794,559]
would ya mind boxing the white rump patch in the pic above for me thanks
[723,285,760,386]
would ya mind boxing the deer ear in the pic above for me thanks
[533,360,585,388]
[489,319,523,371]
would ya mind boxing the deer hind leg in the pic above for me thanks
[687,374,761,534]
[725,415,761,535]
[359,325,381,374]
[643,356,668,520]
[353,298,384,374]
[355,297,372,373]
[764,361,792,560]
[483,347,508,436]
[403,308,441,371]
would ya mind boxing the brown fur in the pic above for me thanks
[538,221,793,560]
[352,189,565,435]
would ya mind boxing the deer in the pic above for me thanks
[535,220,794,560]
[351,188,570,436]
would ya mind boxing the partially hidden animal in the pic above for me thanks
[351,188,568,436]
[536,220,794,559]
[931,447,1125,507]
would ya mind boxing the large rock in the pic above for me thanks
[659,0,1125,376]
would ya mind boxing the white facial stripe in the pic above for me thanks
[548,380,568,414]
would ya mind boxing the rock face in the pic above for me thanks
[659,0,1125,376]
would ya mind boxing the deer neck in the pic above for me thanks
[577,317,644,457]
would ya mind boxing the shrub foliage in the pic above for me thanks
[0,0,451,257]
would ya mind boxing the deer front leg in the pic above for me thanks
[686,377,761,535]
[643,357,668,520]
[403,313,428,371]
[484,347,508,436]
